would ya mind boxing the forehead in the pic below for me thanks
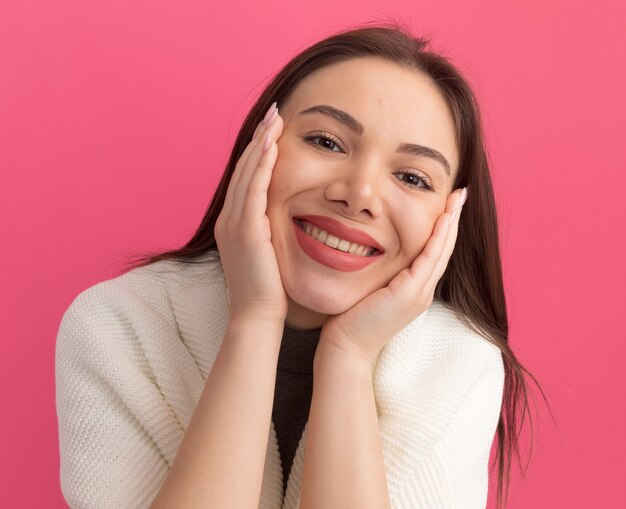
[281,57,459,175]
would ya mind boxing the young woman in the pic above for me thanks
[56,23,541,509]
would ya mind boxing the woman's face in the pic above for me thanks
[265,57,459,329]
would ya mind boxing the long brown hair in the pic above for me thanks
[122,21,548,508]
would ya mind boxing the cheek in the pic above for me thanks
[266,149,292,212]
[266,168,293,217]
[267,141,318,207]
[395,205,442,259]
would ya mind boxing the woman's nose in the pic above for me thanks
[323,161,384,219]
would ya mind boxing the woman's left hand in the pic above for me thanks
[318,187,467,366]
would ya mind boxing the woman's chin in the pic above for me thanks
[285,281,366,317]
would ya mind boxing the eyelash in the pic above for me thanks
[303,131,434,191]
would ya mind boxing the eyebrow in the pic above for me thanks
[298,104,451,176]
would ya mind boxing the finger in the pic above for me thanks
[426,188,467,289]
[407,187,465,284]
[222,121,266,217]
[222,103,277,215]
[408,209,453,285]
[234,112,283,223]
[230,108,280,217]
[241,116,285,221]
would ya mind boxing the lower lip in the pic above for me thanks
[292,219,381,272]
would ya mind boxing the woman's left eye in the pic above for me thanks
[395,171,433,191]
[304,132,344,153]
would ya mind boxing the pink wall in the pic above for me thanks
[2,0,624,507]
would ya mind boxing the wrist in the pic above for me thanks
[229,310,285,327]
[314,335,374,375]
[227,313,285,341]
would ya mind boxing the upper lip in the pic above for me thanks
[294,215,385,253]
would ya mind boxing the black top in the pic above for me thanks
[272,323,322,494]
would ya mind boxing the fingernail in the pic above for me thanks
[460,187,468,207]
[267,107,279,126]
[263,131,272,152]
[262,102,277,125]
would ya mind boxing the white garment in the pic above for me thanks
[55,252,505,508]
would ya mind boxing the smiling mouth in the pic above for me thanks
[294,219,381,257]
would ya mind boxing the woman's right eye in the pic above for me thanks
[304,131,344,153]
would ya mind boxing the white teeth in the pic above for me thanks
[300,220,376,257]
[325,234,340,249]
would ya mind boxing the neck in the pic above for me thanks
[285,296,327,330]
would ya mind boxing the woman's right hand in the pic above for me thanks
[214,103,288,323]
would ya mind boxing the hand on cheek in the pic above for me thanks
[318,187,468,366]
[214,103,289,323]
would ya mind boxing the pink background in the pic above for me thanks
[2,0,624,507]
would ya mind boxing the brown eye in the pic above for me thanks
[304,131,344,153]
[317,137,339,151]
[394,170,433,191]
